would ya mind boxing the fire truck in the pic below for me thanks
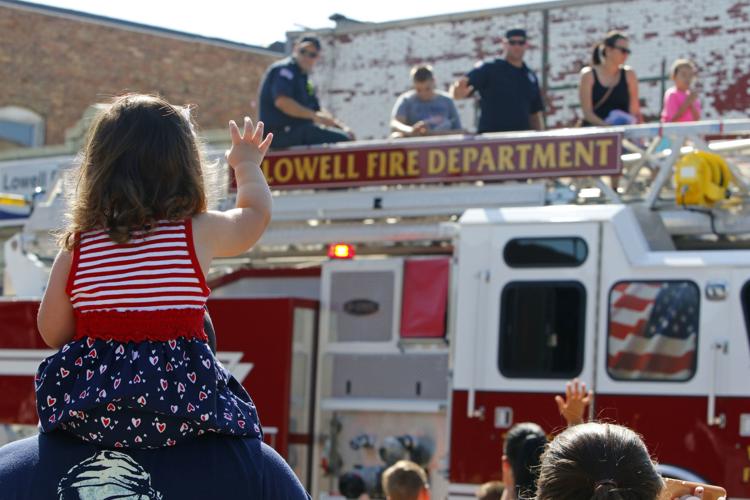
[1,121,750,499]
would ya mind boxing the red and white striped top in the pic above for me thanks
[66,218,210,342]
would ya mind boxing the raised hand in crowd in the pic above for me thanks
[449,77,474,100]
[226,117,273,170]
[554,378,592,426]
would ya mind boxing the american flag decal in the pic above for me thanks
[608,281,699,380]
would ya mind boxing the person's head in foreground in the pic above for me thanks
[535,422,664,500]
[476,480,505,500]
[410,64,437,102]
[382,460,429,500]
[503,422,547,499]
[65,93,208,248]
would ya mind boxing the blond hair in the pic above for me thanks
[671,58,697,78]
[382,460,428,500]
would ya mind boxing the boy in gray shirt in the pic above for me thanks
[390,65,463,138]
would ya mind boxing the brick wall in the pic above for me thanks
[0,2,281,146]
[305,0,750,139]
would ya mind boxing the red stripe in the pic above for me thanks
[608,350,695,374]
[78,245,189,263]
[79,238,187,256]
[71,278,200,293]
[612,293,653,311]
[75,302,205,312]
[73,266,195,282]
[611,283,630,294]
[79,233,186,251]
[79,223,185,242]
[609,319,648,340]
[75,254,192,271]
[72,291,206,304]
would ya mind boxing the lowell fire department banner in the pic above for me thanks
[259,130,623,189]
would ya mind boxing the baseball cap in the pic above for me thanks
[505,28,527,40]
[298,36,322,50]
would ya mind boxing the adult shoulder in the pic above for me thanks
[623,65,638,78]
[579,66,594,83]
[267,57,297,76]
[472,58,496,70]
[398,89,417,100]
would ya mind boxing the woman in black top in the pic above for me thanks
[578,31,642,126]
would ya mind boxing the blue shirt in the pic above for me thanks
[0,432,311,499]
[259,57,321,132]
[466,59,544,133]
[391,90,462,131]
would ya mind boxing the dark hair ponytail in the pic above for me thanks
[535,423,664,500]
[591,480,621,500]
[504,423,547,498]
[591,31,628,66]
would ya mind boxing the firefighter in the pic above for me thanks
[450,28,545,133]
[258,36,353,149]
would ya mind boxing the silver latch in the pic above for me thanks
[705,281,728,301]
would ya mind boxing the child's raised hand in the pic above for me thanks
[555,378,593,426]
[226,117,273,170]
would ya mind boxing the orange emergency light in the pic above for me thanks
[328,243,356,259]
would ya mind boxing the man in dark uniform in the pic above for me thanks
[259,36,353,149]
[450,29,545,133]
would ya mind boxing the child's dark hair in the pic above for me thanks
[503,422,547,499]
[591,31,628,66]
[535,423,664,500]
[62,94,207,249]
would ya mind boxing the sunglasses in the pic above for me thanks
[508,39,527,46]
[299,48,319,59]
[611,45,632,55]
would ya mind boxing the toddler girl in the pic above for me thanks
[661,59,702,123]
[34,94,273,448]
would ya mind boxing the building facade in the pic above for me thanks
[0,0,281,150]
[297,0,750,139]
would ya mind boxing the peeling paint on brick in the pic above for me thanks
[307,0,750,139]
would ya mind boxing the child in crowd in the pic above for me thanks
[475,481,504,500]
[382,460,430,500]
[661,59,702,123]
[34,94,273,448]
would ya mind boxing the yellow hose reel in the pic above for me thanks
[674,151,732,207]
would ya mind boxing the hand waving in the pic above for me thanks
[226,117,273,170]
[555,378,593,426]
[450,77,474,99]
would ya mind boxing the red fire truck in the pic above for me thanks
[1,122,750,498]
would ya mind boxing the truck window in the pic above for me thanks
[503,237,588,268]
[499,281,585,378]
[607,281,699,381]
